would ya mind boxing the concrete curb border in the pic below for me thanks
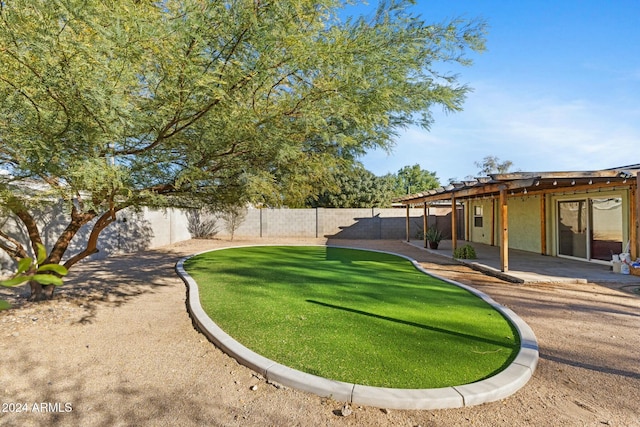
[176,244,539,410]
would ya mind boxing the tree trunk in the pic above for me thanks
[28,281,56,301]
[7,200,124,300]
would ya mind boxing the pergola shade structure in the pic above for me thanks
[396,166,640,272]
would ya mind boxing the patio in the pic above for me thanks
[405,239,640,285]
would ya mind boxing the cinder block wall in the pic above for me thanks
[261,209,318,237]
[1,206,457,270]
[207,207,453,240]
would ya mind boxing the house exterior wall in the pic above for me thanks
[462,187,632,262]
[507,195,542,252]
[467,199,494,245]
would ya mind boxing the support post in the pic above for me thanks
[499,189,509,272]
[464,200,470,241]
[540,195,547,255]
[406,204,410,242]
[632,175,639,259]
[451,195,457,252]
[491,197,496,246]
[423,202,428,248]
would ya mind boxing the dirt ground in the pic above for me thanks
[1,238,639,427]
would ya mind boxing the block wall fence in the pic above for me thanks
[0,206,459,271]
[227,207,458,240]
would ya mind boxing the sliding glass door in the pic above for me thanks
[558,200,588,258]
[557,197,623,261]
[590,198,623,261]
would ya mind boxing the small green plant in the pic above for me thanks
[453,244,477,259]
[0,243,68,311]
[425,226,442,242]
[424,226,443,249]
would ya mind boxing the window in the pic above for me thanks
[473,206,483,227]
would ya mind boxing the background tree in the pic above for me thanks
[308,163,396,208]
[0,0,486,300]
[474,156,515,176]
[393,164,441,196]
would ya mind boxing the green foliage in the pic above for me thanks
[308,163,396,208]
[425,226,443,243]
[474,156,515,176]
[393,164,440,196]
[309,162,442,208]
[0,0,486,276]
[0,243,69,310]
[454,244,477,259]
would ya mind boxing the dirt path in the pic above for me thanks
[1,238,639,426]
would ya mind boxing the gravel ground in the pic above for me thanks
[1,238,639,427]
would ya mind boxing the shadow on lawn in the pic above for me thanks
[306,299,519,350]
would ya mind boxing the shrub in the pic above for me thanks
[424,226,443,243]
[187,210,219,239]
[453,244,477,259]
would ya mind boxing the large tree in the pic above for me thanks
[307,163,396,208]
[393,164,440,195]
[0,0,485,300]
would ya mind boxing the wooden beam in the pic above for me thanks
[511,181,628,198]
[491,170,621,180]
[540,195,547,255]
[406,204,410,242]
[398,178,627,206]
[451,195,457,252]
[499,189,509,272]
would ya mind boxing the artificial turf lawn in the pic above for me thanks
[184,246,520,389]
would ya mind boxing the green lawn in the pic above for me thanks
[184,246,520,389]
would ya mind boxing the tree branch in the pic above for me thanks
[0,229,28,260]
[9,202,44,257]
[62,207,120,269]
[45,205,97,265]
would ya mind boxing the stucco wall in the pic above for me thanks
[467,199,494,245]
[507,195,542,252]
[466,195,551,253]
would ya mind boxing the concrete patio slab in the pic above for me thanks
[405,239,640,284]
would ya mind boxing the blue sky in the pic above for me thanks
[345,1,640,183]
